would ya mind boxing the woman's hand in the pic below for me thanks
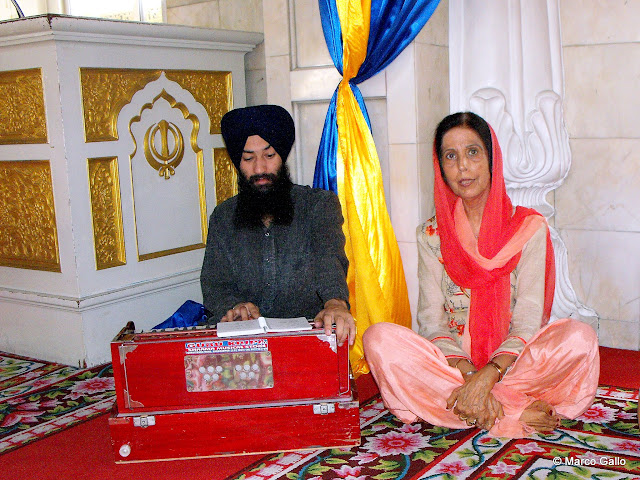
[447,363,504,431]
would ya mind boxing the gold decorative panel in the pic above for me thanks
[80,68,162,142]
[214,148,237,205]
[0,68,47,145]
[143,119,185,180]
[80,68,232,143]
[165,70,232,134]
[0,161,60,271]
[88,157,126,270]
[129,89,201,178]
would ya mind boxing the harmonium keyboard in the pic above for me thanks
[108,321,360,463]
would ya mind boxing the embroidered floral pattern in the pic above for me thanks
[67,376,114,400]
[362,430,432,456]
[576,404,618,423]
[425,224,437,237]
[229,386,639,480]
[0,353,115,454]
[448,318,465,337]
[488,460,522,475]
[436,460,468,475]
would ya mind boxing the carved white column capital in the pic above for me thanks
[469,88,571,218]
[449,0,597,322]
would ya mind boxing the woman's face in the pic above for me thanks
[440,126,491,205]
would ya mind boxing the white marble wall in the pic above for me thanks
[166,0,267,106]
[558,0,640,349]
[388,1,450,328]
[167,0,263,30]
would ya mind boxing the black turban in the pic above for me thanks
[220,105,295,170]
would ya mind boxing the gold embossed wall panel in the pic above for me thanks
[213,148,237,205]
[80,68,234,261]
[88,157,126,270]
[164,70,232,135]
[80,68,162,143]
[0,161,60,271]
[0,69,48,145]
[80,68,232,143]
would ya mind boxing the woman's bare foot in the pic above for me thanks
[519,400,560,433]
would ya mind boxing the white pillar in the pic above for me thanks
[449,0,596,324]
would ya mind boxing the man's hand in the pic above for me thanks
[313,299,356,347]
[221,302,261,322]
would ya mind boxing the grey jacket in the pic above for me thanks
[200,185,349,323]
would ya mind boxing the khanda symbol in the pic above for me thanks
[144,120,185,179]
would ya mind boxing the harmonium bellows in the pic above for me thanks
[108,322,360,463]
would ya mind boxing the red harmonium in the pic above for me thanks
[108,322,360,463]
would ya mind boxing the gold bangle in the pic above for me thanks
[453,358,476,378]
[453,357,472,369]
[486,360,506,381]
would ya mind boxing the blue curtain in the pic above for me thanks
[313,0,441,191]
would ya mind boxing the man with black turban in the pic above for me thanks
[200,105,355,346]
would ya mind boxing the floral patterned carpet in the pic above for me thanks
[0,352,115,454]
[1,351,639,480]
[228,386,640,480]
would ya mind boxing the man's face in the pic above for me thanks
[239,135,283,192]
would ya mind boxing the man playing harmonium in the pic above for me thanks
[200,104,356,347]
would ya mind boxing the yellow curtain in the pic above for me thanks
[335,0,412,374]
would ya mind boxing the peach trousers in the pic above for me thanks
[363,318,599,438]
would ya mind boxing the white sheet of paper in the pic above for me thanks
[216,317,311,337]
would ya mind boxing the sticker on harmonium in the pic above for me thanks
[184,352,274,392]
[185,338,268,355]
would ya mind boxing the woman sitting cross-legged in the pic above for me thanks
[363,112,599,438]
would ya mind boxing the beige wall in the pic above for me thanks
[558,0,640,349]
[166,0,267,106]
[390,1,449,325]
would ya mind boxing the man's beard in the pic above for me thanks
[233,164,294,228]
